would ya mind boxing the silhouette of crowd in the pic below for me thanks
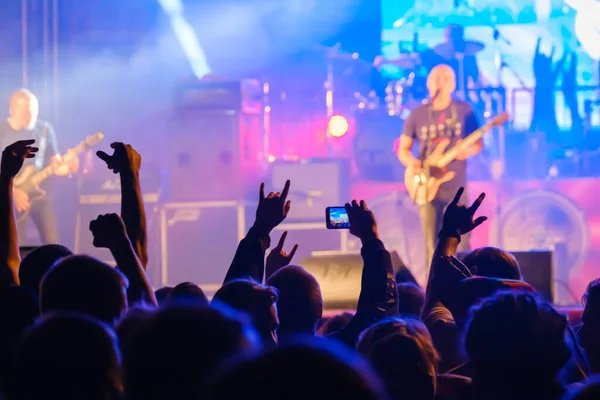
[0,138,599,400]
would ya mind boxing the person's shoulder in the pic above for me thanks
[454,100,474,111]
[34,119,52,130]
[409,103,430,117]
[0,119,12,139]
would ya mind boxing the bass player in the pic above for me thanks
[397,64,483,268]
[0,89,79,245]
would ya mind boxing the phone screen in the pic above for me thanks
[326,207,350,229]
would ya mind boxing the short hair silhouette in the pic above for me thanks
[169,282,208,305]
[358,318,438,400]
[40,255,128,325]
[267,265,323,335]
[461,247,521,280]
[122,303,259,400]
[213,279,279,345]
[19,244,72,294]
[8,312,122,400]
[205,336,389,400]
[465,291,570,400]
[397,282,425,319]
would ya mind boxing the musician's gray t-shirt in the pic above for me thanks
[0,119,61,190]
[401,100,479,203]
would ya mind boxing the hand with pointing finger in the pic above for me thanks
[440,187,487,239]
[254,180,291,234]
[266,231,298,278]
[96,142,141,176]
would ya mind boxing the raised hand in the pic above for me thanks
[89,213,129,249]
[254,180,291,233]
[344,200,379,242]
[441,187,487,236]
[1,139,38,178]
[96,142,141,175]
[266,231,298,278]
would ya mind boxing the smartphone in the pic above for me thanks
[326,207,350,229]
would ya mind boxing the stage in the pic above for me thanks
[352,177,600,303]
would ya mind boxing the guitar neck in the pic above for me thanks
[435,121,494,168]
[29,142,88,186]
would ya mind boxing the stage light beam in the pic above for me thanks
[158,0,212,78]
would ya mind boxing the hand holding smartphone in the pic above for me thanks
[325,206,350,229]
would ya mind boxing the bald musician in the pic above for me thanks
[0,89,78,244]
[397,65,483,268]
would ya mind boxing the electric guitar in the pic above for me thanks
[15,131,104,221]
[404,113,508,205]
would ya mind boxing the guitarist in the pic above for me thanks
[0,89,79,244]
[397,65,483,268]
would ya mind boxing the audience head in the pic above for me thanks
[8,313,122,400]
[154,286,173,306]
[578,279,600,368]
[564,377,600,400]
[358,318,438,400]
[19,244,73,294]
[267,265,323,336]
[169,282,208,306]
[205,336,389,400]
[465,291,570,398]
[213,279,279,345]
[40,255,128,325]
[122,303,259,400]
[461,247,522,280]
[116,305,155,352]
[396,282,425,319]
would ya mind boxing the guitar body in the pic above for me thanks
[404,165,455,205]
[402,112,509,205]
[12,131,105,222]
[14,165,47,222]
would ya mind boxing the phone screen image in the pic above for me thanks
[326,207,350,229]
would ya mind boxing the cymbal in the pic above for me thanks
[432,40,485,59]
[374,53,421,70]
[313,44,362,62]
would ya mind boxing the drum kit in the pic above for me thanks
[316,34,506,182]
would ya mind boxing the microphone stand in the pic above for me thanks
[492,28,511,248]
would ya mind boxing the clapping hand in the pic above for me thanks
[266,231,298,278]
[441,187,487,237]
[254,180,291,234]
[89,213,129,249]
[345,200,379,242]
[96,142,141,175]
[1,139,38,178]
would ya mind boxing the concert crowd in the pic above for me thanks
[0,135,597,400]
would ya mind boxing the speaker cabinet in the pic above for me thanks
[270,158,350,221]
[168,111,242,202]
[513,250,555,303]
[159,201,246,293]
[299,250,411,310]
